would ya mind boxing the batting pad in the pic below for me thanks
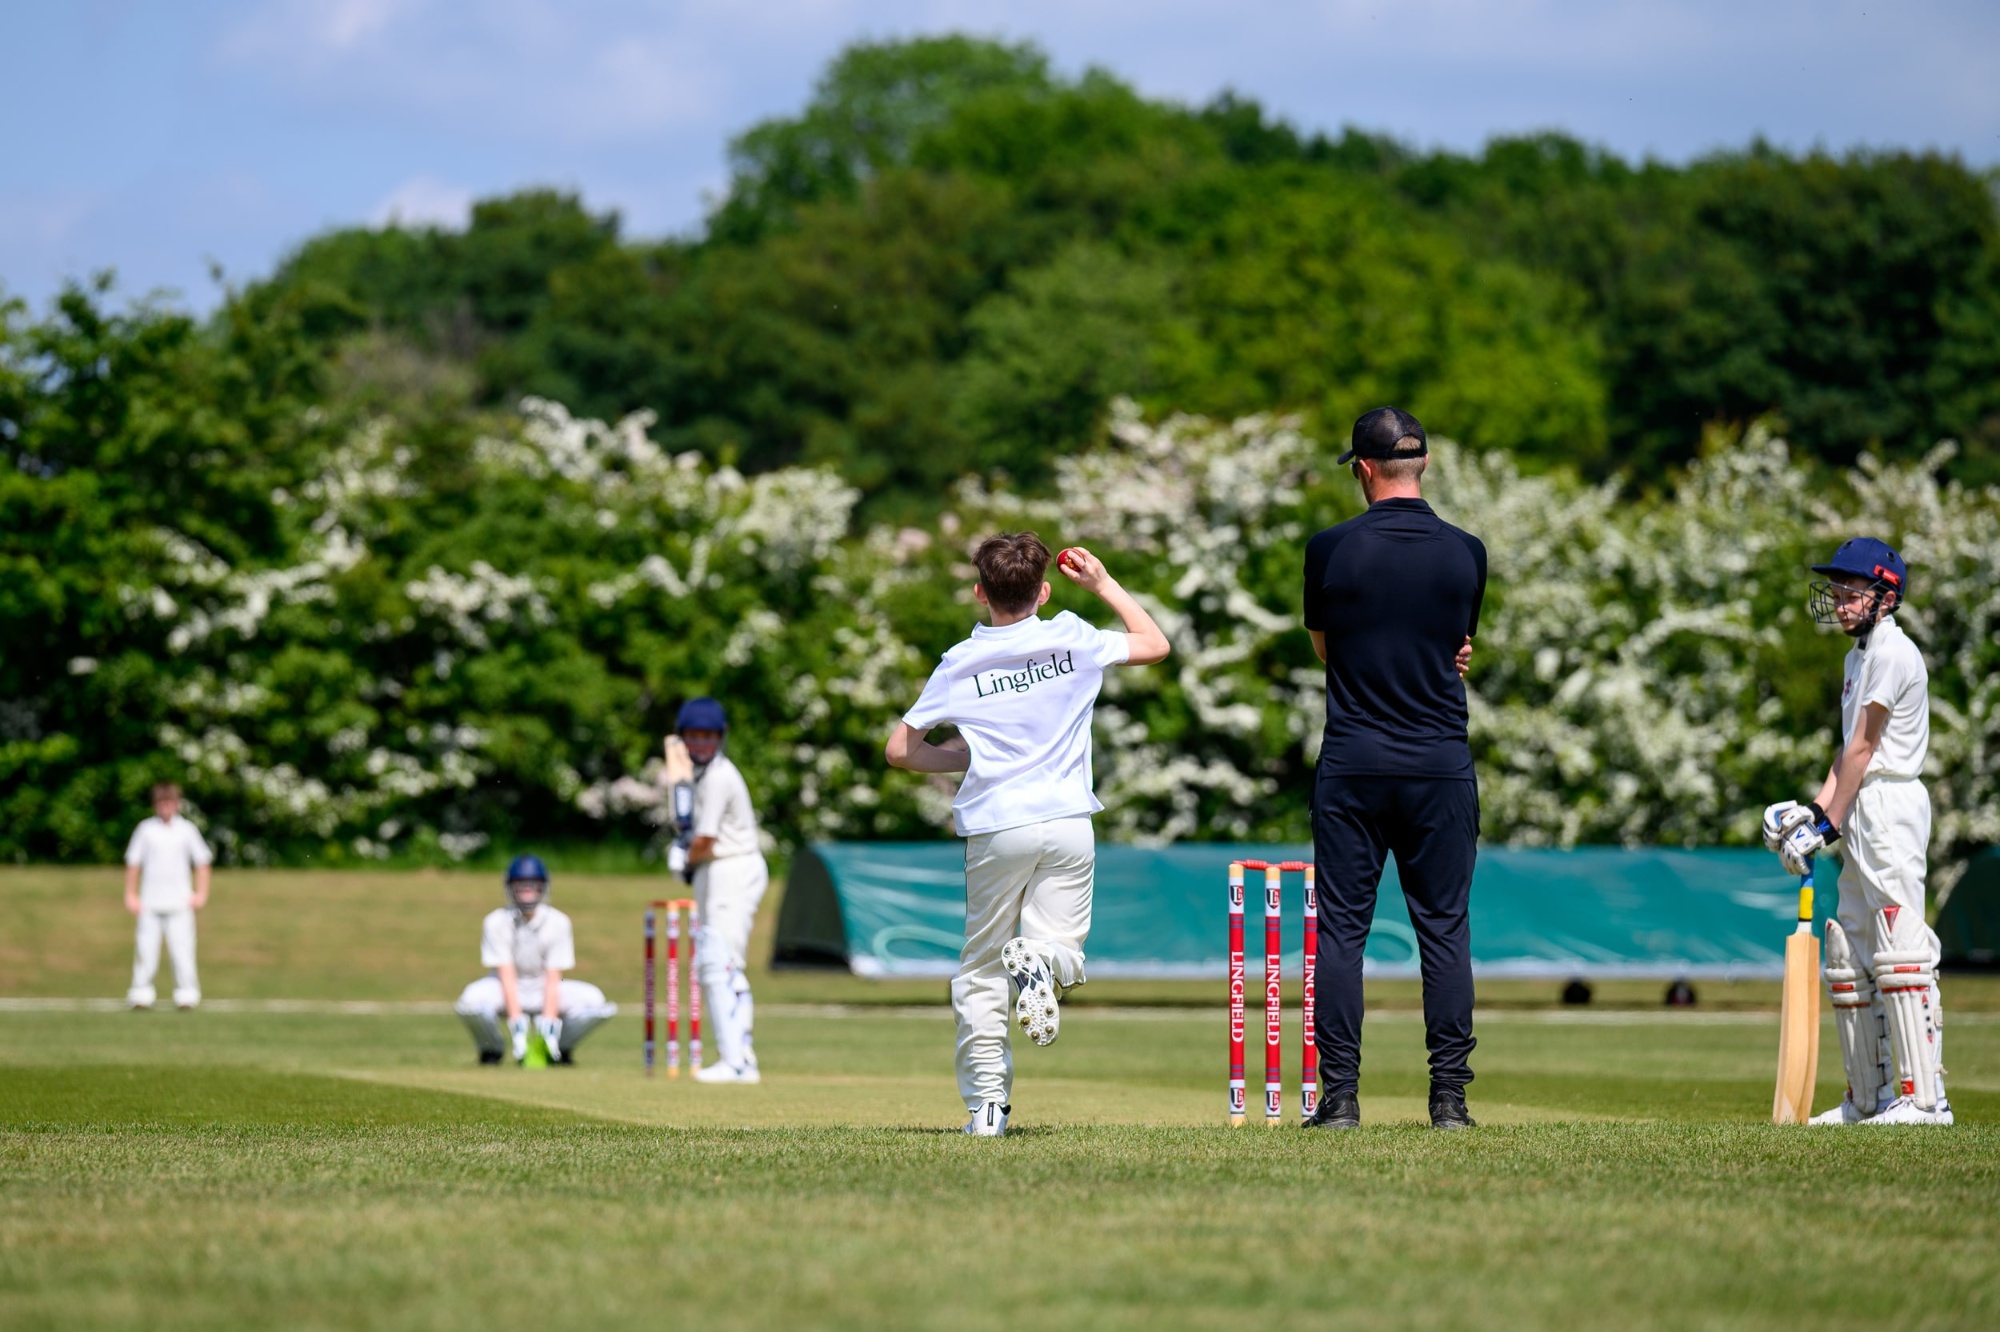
[1822,919,1889,1113]
[1874,905,1943,1110]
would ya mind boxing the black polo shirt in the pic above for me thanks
[1302,497,1487,778]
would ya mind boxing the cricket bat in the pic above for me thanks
[1771,861,1821,1124]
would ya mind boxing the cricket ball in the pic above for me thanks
[1059,547,1081,571]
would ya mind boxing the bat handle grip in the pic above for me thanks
[1797,859,1814,924]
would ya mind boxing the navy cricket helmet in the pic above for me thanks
[1808,537,1906,631]
[675,697,727,733]
[504,854,549,911]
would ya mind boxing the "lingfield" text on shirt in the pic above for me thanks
[972,651,1076,699]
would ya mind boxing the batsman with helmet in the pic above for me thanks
[1762,537,1951,1126]
[662,696,771,1084]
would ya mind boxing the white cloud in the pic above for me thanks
[369,174,474,229]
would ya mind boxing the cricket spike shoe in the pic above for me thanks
[1307,1090,1361,1130]
[1859,1095,1953,1127]
[1002,937,1061,1047]
[692,1059,762,1085]
[1429,1090,1477,1131]
[963,1102,1010,1137]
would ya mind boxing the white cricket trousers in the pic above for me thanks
[129,907,199,1008]
[953,816,1094,1110]
[694,852,769,1070]
[1837,777,1940,998]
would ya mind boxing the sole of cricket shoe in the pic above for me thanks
[1002,937,1060,1047]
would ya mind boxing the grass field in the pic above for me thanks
[4,868,1998,1330]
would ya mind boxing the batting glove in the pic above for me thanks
[1779,803,1840,876]
[1760,800,1802,851]
[509,1015,530,1062]
[537,1016,563,1063]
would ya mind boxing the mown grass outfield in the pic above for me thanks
[3,868,1998,1331]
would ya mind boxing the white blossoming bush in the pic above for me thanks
[85,396,2000,895]
[115,398,936,864]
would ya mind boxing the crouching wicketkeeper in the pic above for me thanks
[454,855,618,1065]
[1762,537,1950,1126]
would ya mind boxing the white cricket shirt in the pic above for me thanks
[123,815,214,911]
[481,905,577,979]
[1841,615,1929,779]
[693,754,762,860]
[903,610,1129,836]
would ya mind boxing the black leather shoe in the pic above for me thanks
[1429,1090,1477,1130]
[1307,1090,1361,1129]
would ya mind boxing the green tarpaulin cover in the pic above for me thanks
[775,843,1851,980]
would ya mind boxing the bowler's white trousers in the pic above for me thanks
[129,907,199,1008]
[454,976,617,1056]
[693,852,769,1069]
[953,816,1094,1110]
[1836,777,1942,1045]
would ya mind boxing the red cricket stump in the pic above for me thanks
[643,907,657,1075]
[1264,863,1283,1125]
[666,906,682,1076]
[688,900,703,1072]
[1228,863,1247,1125]
[1301,865,1318,1124]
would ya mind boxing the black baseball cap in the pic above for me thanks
[1337,406,1428,465]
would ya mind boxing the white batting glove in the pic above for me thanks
[509,1016,530,1062]
[667,839,689,879]
[1779,828,1821,877]
[1761,800,1801,851]
[1778,803,1839,876]
[538,1016,563,1063]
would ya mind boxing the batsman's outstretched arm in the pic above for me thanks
[1055,547,1170,665]
[886,724,971,773]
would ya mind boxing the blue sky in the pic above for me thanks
[4,1,1995,314]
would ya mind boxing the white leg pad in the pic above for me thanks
[1822,919,1889,1114]
[1874,905,1944,1111]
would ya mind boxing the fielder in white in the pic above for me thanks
[124,783,212,1010]
[1763,536,1951,1126]
[664,696,770,1084]
[454,854,617,1064]
[887,534,1169,1136]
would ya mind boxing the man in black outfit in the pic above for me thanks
[1303,406,1486,1131]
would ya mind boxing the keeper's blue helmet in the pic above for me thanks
[504,854,549,912]
[675,697,727,734]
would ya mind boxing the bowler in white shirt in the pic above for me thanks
[886,533,1169,1136]
[123,783,213,1010]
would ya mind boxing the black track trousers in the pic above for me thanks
[1312,772,1479,1096]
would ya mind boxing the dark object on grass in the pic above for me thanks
[1430,1089,1477,1130]
[1561,978,1593,1005]
[479,1050,504,1065]
[1664,978,1698,1007]
[1306,1089,1361,1129]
